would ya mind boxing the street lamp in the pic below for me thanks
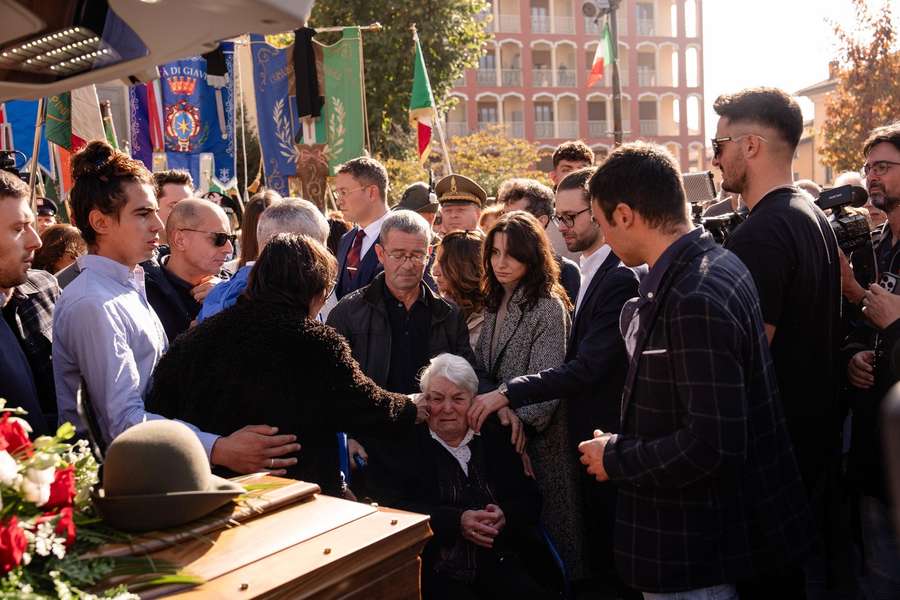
[583,0,624,145]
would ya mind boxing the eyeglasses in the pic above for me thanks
[333,185,371,200]
[711,134,769,159]
[552,207,591,228]
[385,251,429,265]
[180,228,236,247]
[860,160,900,177]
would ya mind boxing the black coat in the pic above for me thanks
[326,273,478,388]
[365,420,541,570]
[146,298,417,495]
[602,232,814,592]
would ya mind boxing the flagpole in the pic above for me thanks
[28,97,45,213]
[411,24,452,175]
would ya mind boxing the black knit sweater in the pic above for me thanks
[146,298,417,495]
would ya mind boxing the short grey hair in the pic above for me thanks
[419,353,478,397]
[381,209,432,247]
[257,199,329,247]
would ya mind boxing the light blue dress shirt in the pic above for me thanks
[53,255,219,456]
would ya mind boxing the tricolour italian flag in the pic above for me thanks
[587,21,616,88]
[409,31,436,164]
[45,85,106,152]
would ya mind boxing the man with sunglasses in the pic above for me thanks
[142,198,233,340]
[712,88,845,596]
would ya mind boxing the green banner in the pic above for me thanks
[45,93,72,149]
[320,27,366,175]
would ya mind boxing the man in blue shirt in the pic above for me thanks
[0,171,48,435]
[54,141,299,474]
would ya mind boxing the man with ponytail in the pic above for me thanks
[53,141,301,475]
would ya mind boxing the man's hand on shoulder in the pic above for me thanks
[211,425,301,475]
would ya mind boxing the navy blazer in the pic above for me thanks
[335,226,384,301]
[602,232,813,593]
[506,250,639,443]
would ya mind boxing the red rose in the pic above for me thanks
[44,466,76,510]
[0,414,32,457]
[0,517,27,574]
[54,508,76,547]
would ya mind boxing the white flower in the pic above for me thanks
[0,450,18,486]
[19,475,51,506]
[29,520,65,559]
[9,416,32,434]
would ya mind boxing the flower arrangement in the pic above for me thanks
[0,402,198,599]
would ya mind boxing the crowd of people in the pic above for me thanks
[1,86,899,600]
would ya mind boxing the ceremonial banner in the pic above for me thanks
[45,86,105,152]
[251,29,366,194]
[129,43,236,188]
[319,27,366,175]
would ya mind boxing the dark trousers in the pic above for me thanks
[422,555,549,600]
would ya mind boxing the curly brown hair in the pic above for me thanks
[69,140,153,245]
[238,189,282,267]
[482,211,571,313]
[436,230,485,319]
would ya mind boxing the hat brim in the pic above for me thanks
[93,475,245,532]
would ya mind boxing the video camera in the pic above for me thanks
[0,150,29,184]
[683,171,746,244]
[815,184,870,255]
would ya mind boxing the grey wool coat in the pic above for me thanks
[474,288,587,579]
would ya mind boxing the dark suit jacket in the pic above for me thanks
[557,254,581,308]
[602,232,813,593]
[335,226,384,300]
[506,250,639,442]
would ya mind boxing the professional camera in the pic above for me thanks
[815,184,870,255]
[683,171,746,244]
[0,150,28,183]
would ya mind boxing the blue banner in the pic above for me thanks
[129,43,236,187]
[4,100,51,172]
[250,34,302,196]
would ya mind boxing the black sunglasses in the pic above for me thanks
[180,228,236,247]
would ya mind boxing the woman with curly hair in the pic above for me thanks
[474,210,588,579]
[432,229,486,350]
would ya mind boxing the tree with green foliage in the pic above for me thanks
[450,126,551,197]
[310,0,490,159]
[822,0,900,172]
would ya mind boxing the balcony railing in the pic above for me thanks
[504,121,525,138]
[639,119,659,136]
[501,69,522,86]
[558,121,579,139]
[476,68,497,86]
[554,16,575,34]
[617,14,628,33]
[535,121,555,138]
[619,70,629,86]
[588,121,609,137]
[532,69,553,87]
[498,13,521,33]
[452,75,466,87]
[478,120,499,131]
[584,16,601,34]
[637,17,655,36]
[479,12,495,33]
[531,15,550,33]
[637,67,657,86]
[446,122,469,138]
[557,69,576,87]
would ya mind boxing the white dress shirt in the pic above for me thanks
[359,210,391,259]
[53,255,219,456]
[574,244,612,317]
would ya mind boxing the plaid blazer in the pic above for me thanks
[602,232,814,593]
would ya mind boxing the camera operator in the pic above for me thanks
[844,121,900,598]
[711,88,848,595]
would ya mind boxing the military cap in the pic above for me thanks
[393,182,438,214]
[435,174,486,208]
[35,197,58,217]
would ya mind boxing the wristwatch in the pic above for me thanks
[497,382,508,396]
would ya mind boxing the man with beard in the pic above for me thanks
[843,122,900,598]
[0,171,49,434]
[712,87,846,596]
[468,167,640,595]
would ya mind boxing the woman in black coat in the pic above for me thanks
[147,233,424,496]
